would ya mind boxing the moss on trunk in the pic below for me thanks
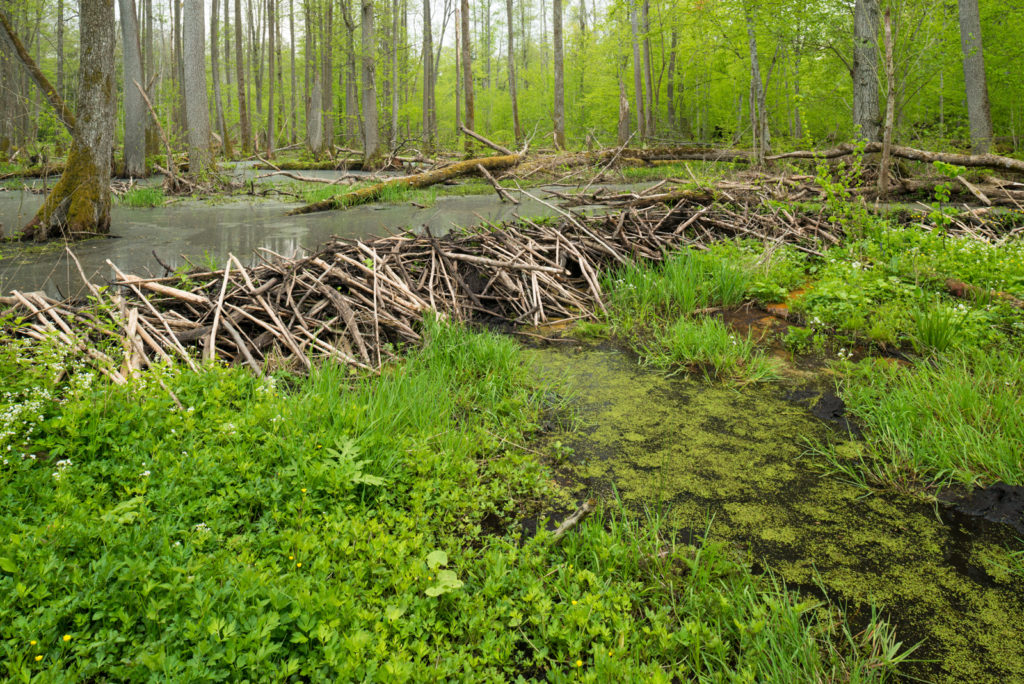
[22,142,110,241]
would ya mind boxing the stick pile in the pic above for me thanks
[1,195,1006,380]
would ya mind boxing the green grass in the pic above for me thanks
[0,320,908,681]
[828,349,1024,489]
[118,186,165,208]
[645,316,779,383]
[598,243,796,383]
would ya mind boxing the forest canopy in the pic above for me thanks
[0,0,1020,161]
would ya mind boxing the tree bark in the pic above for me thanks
[322,0,334,151]
[640,0,653,135]
[289,0,296,145]
[878,9,896,194]
[552,0,565,148]
[460,0,474,153]
[23,0,115,241]
[183,0,213,175]
[390,0,400,150]
[361,0,380,163]
[957,0,993,153]
[235,0,252,152]
[666,29,677,131]
[505,0,520,144]
[56,0,64,99]
[618,76,630,145]
[852,0,880,142]
[629,4,645,141]
[422,0,435,149]
[744,6,768,165]
[118,0,147,177]
[211,0,231,156]
[266,0,276,156]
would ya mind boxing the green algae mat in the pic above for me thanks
[529,343,1024,683]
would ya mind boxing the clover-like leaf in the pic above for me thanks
[426,550,448,571]
[425,569,463,597]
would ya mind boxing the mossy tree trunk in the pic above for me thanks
[22,0,114,242]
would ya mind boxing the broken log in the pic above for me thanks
[287,152,524,215]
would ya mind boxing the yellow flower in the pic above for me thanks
[289,555,294,560]
[571,600,578,605]
[427,576,432,580]
[62,635,71,642]
[575,659,583,668]
[608,651,613,657]
[34,655,43,662]
[296,562,302,568]
[301,488,307,493]
[29,640,36,646]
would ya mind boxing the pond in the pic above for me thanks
[529,341,1024,684]
[0,182,596,297]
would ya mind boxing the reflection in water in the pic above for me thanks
[0,188,558,298]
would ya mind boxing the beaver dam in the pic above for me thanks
[0,191,999,377]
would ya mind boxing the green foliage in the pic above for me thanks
[0,321,904,680]
[646,316,780,383]
[792,223,1024,350]
[117,186,165,208]
[832,349,1024,489]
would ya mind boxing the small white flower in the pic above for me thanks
[141,470,150,477]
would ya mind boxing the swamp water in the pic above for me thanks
[528,342,1024,683]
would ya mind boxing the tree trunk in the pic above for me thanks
[878,9,896,194]
[144,0,158,155]
[666,29,677,131]
[174,0,186,136]
[629,5,645,141]
[361,0,380,163]
[618,76,630,145]
[390,0,399,150]
[118,0,147,177]
[211,0,231,156]
[957,0,993,153]
[322,0,334,152]
[23,0,115,241]
[267,0,276,156]
[56,0,64,99]
[852,0,880,142]
[307,73,323,153]
[552,0,565,148]
[744,6,768,165]
[505,0,520,143]
[289,0,296,145]
[235,0,252,152]
[183,0,213,175]
[422,0,435,149]
[641,0,653,135]
[460,0,474,153]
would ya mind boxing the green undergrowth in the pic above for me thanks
[117,186,165,208]
[0,319,909,681]
[599,241,803,383]
[825,349,1024,490]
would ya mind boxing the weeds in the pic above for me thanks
[836,350,1024,488]
[645,316,779,383]
[0,320,903,680]
[118,186,164,208]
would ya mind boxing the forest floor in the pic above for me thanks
[1,159,1023,681]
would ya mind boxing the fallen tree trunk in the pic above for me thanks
[769,142,1024,175]
[287,152,524,215]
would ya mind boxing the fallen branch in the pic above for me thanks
[287,152,524,215]
[550,499,597,544]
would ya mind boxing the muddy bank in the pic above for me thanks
[529,342,1024,683]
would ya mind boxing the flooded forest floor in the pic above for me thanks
[1,158,1023,681]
